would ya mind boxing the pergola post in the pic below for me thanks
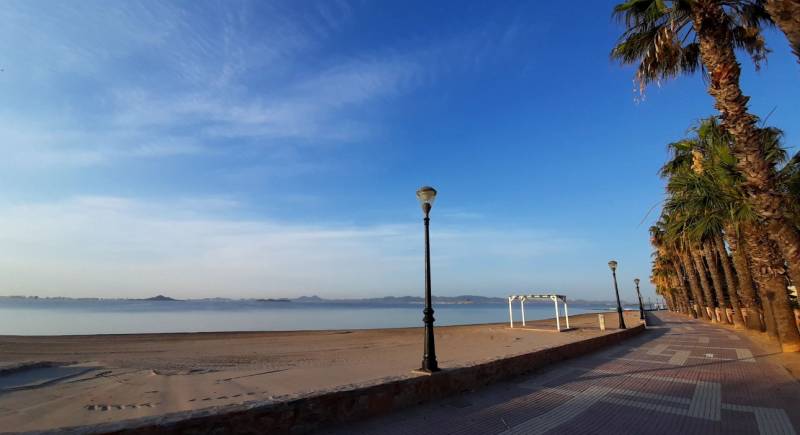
[508,296,514,328]
[564,300,570,329]
[521,298,526,326]
[553,296,561,332]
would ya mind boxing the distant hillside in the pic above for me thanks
[0,294,636,306]
[144,295,178,301]
[291,295,496,304]
[289,295,633,306]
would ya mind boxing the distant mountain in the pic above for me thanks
[0,294,639,306]
[294,295,325,303]
[288,295,636,306]
[144,295,178,301]
[290,295,506,305]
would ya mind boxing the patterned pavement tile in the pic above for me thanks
[318,312,799,435]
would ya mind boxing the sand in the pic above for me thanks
[0,312,637,432]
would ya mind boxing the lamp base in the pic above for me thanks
[412,368,442,376]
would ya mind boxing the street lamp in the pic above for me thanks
[634,278,644,320]
[417,186,439,372]
[608,260,626,329]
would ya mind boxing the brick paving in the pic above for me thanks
[319,312,800,435]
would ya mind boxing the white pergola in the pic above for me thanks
[508,294,570,331]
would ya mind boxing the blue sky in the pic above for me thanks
[1,1,798,300]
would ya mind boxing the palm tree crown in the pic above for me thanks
[611,0,773,96]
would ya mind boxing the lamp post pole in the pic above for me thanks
[418,186,439,373]
[634,278,644,320]
[609,260,626,329]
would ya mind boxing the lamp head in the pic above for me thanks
[416,186,437,214]
[608,260,618,272]
[634,278,640,286]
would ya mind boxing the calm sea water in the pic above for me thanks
[0,299,613,335]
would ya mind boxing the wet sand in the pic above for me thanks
[0,312,638,432]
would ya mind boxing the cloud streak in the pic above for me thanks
[0,1,522,172]
[0,196,585,298]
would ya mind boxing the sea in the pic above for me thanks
[0,298,620,336]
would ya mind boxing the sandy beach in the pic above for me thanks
[0,312,638,432]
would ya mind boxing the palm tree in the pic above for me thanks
[712,232,746,327]
[670,254,697,315]
[659,117,800,350]
[651,225,696,316]
[683,247,711,319]
[740,223,798,346]
[703,240,734,323]
[652,218,707,318]
[663,122,745,325]
[764,0,800,63]
[725,223,764,329]
[691,242,720,321]
[611,0,800,294]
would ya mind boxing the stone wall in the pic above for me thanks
[54,325,645,435]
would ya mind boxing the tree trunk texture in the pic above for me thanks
[681,250,709,320]
[693,1,800,290]
[703,240,731,324]
[671,260,696,318]
[725,225,763,330]
[765,0,800,65]
[742,224,800,352]
[713,234,745,328]
[691,244,718,322]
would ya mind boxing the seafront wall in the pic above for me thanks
[50,322,645,435]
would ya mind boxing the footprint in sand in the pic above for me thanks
[87,403,153,411]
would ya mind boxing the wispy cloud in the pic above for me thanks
[0,1,428,172]
[0,1,521,172]
[0,117,210,169]
[109,55,422,142]
[0,196,584,298]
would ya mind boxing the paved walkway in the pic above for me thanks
[320,312,800,435]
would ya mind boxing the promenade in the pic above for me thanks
[322,312,800,435]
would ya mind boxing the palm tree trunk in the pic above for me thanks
[680,250,708,320]
[742,223,800,352]
[765,0,800,64]
[762,292,781,341]
[693,1,800,290]
[691,244,718,322]
[725,225,763,330]
[703,240,731,324]
[713,233,745,328]
[672,262,696,317]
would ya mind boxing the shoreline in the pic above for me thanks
[0,302,620,336]
[0,312,641,433]
[0,317,610,339]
